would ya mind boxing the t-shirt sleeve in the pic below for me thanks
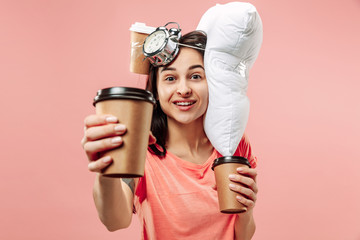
[234,133,258,168]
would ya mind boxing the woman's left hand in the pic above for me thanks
[228,167,258,211]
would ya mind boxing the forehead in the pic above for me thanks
[158,48,204,72]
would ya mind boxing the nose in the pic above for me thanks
[176,80,192,97]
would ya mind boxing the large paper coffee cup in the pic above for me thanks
[93,87,156,178]
[212,156,251,214]
[129,22,156,75]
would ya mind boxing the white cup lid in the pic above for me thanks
[129,22,156,34]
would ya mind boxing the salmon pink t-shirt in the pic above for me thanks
[134,134,257,240]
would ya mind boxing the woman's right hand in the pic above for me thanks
[81,114,127,173]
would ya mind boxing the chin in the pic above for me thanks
[172,115,204,125]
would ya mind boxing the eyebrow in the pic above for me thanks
[189,65,205,71]
[160,64,204,73]
[160,67,176,73]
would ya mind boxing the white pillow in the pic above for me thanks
[196,2,263,156]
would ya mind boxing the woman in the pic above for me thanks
[81,31,258,240]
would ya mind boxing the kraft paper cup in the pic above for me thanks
[212,156,251,214]
[129,22,155,75]
[93,87,155,178]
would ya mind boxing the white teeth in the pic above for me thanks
[176,102,194,106]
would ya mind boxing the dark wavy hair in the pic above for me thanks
[146,30,207,157]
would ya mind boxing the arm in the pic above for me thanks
[81,114,134,231]
[93,175,136,231]
[234,209,256,240]
[229,167,258,240]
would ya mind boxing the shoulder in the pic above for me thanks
[236,133,258,168]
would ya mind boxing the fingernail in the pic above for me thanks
[237,167,244,172]
[114,124,126,132]
[106,116,118,123]
[236,196,242,201]
[229,174,236,180]
[111,137,122,144]
[102,156,112,163]
[229,183,236,189]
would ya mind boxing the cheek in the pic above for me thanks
[193,84,209,113]
[157,83,173,103]
[199,83,209,104]
[202,91,209,109]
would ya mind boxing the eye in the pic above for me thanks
[165,76,176,82]
[191,74,202,80]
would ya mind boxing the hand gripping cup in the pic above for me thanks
[93,87,156,178]
[129,22,155,75]
[212,156,251,214]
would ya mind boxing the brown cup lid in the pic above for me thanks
[211,156,251,170]
[93,87,156,106]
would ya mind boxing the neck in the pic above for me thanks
[166,116,213,161]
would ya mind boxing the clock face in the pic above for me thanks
[144,30,166,54]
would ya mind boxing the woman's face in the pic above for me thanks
[156,47,208,125]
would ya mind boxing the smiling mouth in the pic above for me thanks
[173,100,196,106]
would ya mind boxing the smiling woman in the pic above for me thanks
[81,30,258,240]
[146,31,208,157]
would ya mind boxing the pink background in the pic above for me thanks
[1,0,359,239]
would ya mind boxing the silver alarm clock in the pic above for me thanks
[143,22,182,66]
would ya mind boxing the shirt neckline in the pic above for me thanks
[166,148,218,170]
